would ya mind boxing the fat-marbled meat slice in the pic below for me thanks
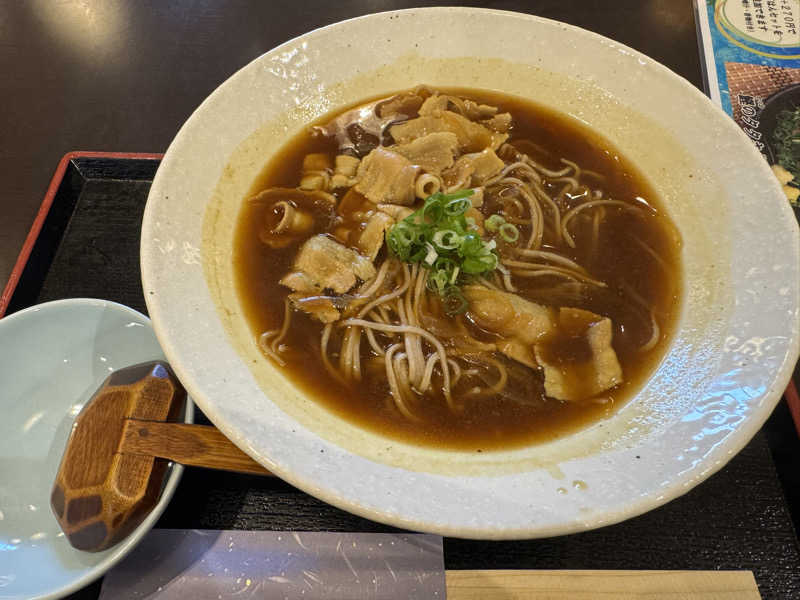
[391,132,459,175]
[481,112,512,133]
[534,308,623,401]
[287,293,341,324]
[390,111,508,153]
[357,211,394,261]
[463,285,555,369]
[417,94,450,116]
[280,234,376,295]
[377,203,414,221]
[444,147,505,187]
[377,90,426,118]
[354,147,419,205]
[418,95,499,121]
[464,287,623,400]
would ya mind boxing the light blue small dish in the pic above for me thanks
[0,298,193,600]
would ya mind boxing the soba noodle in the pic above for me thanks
[236,86,681,449]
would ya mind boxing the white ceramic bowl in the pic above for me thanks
[141,8,800,539]
[0,299,193,599]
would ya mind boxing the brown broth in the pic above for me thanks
[233,88,682,451]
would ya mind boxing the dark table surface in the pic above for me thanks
[8,2,800,599]
[0,0,702,286]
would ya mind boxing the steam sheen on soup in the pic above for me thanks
[234,87,681,450]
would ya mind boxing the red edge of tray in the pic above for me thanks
[0,151,164,318]
[784,379,800,438]
[1,150,798,437]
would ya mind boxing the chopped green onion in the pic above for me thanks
[386,222,414,259]
[408,244,428,263]
[420,196,444,223]
[423,242,438,266]
[449,266,459,284]
[440,189,475,201]
[486,214,506,232]
[499,223,519,243]
[386,188,498,306]
[432,229,461,250]
[459,232,483,257]
[434,256,458,273]
[444,197,471,216]
[462,257,487,274]
[427,269,448,293]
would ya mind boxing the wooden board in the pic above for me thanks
[445,570,761,599]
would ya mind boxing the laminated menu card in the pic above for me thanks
[695,0,800,203]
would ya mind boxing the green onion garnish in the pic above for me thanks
[499,222,520,243]
[386,189,498,314]
[485,214,506,232]
[427,269,449,294]
[432,229,461,250]
[444,197,471,216]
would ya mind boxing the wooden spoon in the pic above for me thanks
[50,361,271,552]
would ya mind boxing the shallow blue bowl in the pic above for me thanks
[0,299,193,600]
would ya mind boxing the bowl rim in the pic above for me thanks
[141,6,800,539]
[0,298,194,599]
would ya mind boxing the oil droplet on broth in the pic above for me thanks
[572,480,588,491]
[556,487,568,495]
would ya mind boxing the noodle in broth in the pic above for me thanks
[234,87,681,451]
